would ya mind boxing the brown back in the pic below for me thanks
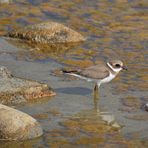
[80,64,110,79]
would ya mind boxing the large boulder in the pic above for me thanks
[0,66,55,105]
[6,21,85,44]
[0,104,43,140]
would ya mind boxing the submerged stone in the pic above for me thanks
[0,66,55,105]
[0,104,43,140]
[6,21,85,44]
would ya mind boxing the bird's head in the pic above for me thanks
[108,60,127,73]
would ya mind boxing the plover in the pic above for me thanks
[62,60,127,95]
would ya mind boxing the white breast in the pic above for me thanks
[99,72,115,84]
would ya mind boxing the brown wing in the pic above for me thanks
[79,64,109,79]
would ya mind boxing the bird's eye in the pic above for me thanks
[115,64,120,67]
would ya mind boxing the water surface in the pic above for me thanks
[0,0,148,147]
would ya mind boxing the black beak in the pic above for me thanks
[122,66,128,71]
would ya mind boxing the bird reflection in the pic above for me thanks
[92,88,121,128]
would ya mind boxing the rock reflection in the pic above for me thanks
[0,137,42,148]
[4,37,83,62]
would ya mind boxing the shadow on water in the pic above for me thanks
[55,87,91,95]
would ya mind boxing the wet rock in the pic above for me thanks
[0,104,43,140]
[145,103,148,111]
[6,21,85,44]
[0,66,55,105]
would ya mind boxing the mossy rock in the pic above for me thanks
[6,21,86,44]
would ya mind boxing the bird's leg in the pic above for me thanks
[94,84,99,98]
[93,84,99,111]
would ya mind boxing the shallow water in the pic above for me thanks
[0,0,148,147]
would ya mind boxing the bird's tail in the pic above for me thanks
[62,69,78,74]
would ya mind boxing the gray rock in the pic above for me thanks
[6,21,85,44]
[0,66,56,105]
[0,104,43,140]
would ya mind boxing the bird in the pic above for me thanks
[62,60,127,97]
